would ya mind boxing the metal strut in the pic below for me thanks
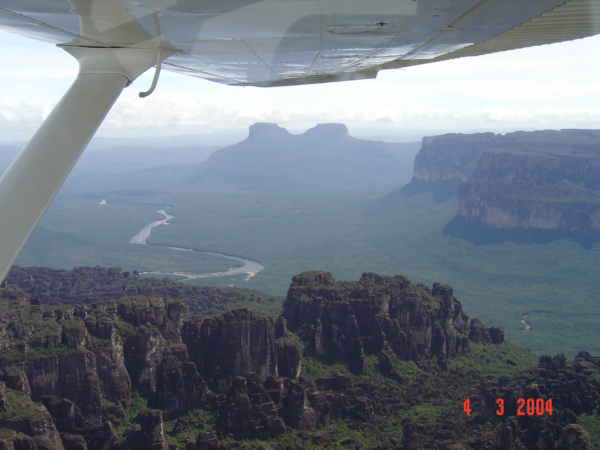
[0,46,171,284]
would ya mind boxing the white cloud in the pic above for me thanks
[3,97,600,137]
[0,103,49,128]
[94,99,600,131]
[3,29,600,140]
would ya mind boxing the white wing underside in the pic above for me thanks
[1,0,600,88]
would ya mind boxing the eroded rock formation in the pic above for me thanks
[481,350,600,450]
[4,269,597,450]
[282,271,478,373]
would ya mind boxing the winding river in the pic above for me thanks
[129,209,264,283]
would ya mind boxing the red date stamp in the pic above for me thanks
[463,398,553,416]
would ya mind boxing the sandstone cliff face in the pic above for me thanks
[282,271,484,372]
[0,288,211,449]
[181,309,301,395]
[412,133,496,183]
[127,409,167,450]
[403,129,600,234]
[192,309,278,393]
[401,133,496,200]
[458,149,600,232]
[0,381,64,450]
[405,129,600,234]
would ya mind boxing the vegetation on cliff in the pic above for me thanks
[412,130,600,234]
[0,269,598,449]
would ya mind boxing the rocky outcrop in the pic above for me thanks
[183,309,280,393]
[61,434,88,450]
[274,319,301,379]
[218,374,286,440]
[157,347,211,420]
[39,396,85,433]
[3,269,600,449]
[282,379,314,429]
[310,374,374,425]
[0,293,304,441]
[480,350,600,449]
[22,353,104,425]
[412,133,496,183]
[559,424,591,450]
[0,288,212,449]
[402,419,419,450]
[195,431,223,450]
[283,271,476,372]
[0,382,64,450]
[122,326,164,398]
[128,409,167,450]
[469,318,504,344]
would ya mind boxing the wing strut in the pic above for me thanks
[0,46,171,284]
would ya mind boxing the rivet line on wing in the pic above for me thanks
[162,62,243,84]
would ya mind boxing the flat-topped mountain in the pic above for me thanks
[457,130,600,236]
[196,122,419,196]
[402,129,600,237]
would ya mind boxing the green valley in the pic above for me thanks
[13,124,600,358]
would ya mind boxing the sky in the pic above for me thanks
[2,28,600,143]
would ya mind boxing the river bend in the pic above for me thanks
[129,209,264,283]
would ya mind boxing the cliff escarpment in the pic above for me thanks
[401,132,496,201]
[457,137,600,234]
[0,268,599,449]
[401,129,600,237]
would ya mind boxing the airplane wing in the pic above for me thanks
[1,0,600,285]
[1,0,599,87]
